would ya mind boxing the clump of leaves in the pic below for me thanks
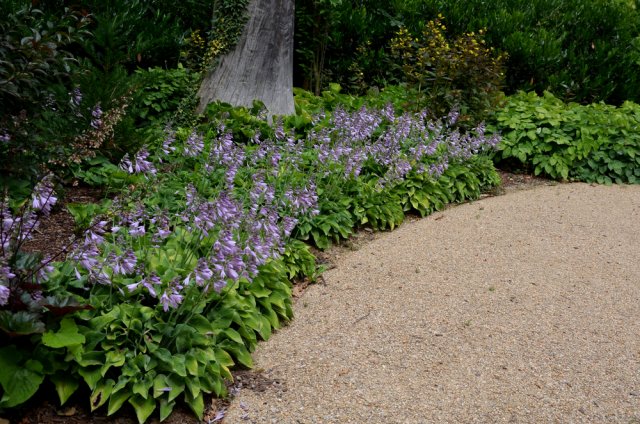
[491,91,640,184]
[389,16,507,124]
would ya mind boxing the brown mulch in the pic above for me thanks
[20,186,105,259]
[1,170,552,424]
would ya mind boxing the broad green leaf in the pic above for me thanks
[78,366,102,390]
[185,391,204,420]
[51,374,80,405]
[132,374,154,399]
[90,378,114,411]
[159,398,176,422]
[129,394,156,424]
[0,362,44,408]
[222,328,244,345]
[185,377,201,398]
[153,374,172,398]
[165,374,185,402]
[185,354,199,376]
[42,317,85,348]
[0,311,45,336]
[107,389,131,416]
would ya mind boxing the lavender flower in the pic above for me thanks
[90,104,103,129]
[128,221,146,237]
[0,130,10,144]
[195,258,213,286]
[447,109,460,126]
[32,175,57,216]
[0,285,9,306]
[36,257,55,283]
[162,127,176,155]
[85,220,108,245]
[0,266,15,281]
[119,154,133,173]
[120,148,156,175]
[127,273,161,298]
[109,249,137,276]
[133,147,156,174]
[211,408,226,422]
[184,131,204,157]
[69,87,82,107]
[160,280,184,311]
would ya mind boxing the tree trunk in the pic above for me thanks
[196,0,295,118]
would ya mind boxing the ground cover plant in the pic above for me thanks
[491,91,640,184]
[0,97,500,422]
[9,1,640,422]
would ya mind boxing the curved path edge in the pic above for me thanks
[224,183,640,423]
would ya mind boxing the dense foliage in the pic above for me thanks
[407,0,640,105]
[0,0,248,183]
[2,0,639,422]
[389,17,506,123]
[492,91,640,184]
[295,0,640,105]
[0,92,500,421]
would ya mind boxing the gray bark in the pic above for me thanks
[196,0,295,118]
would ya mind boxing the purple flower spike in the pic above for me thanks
[32,175,57,216]
[132,147,156,174]
[90,104,103,129]
[160,285,184,312]
[184,131,204,157]
[162,126,176,155]
[129,221,146,237]
[70,87,82,107]
[111,249,137,276]
[0,266,16,281]
[0,285,10,306]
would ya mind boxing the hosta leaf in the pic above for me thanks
[159,398,176,422]
[90,378,114,411]
[185,391,204,420]
[171,354,187,377]
[107,389,131,416]
[78,366,102,391]
[132,374,154,399]
[42,317,85,348]
[184,370,202,397]
[129,394,156,424]
[0,311,45,336]
[221,341,253,368]
[51,374,80,405]
[222,328,244,345]
[165,374,185,402]
[188,314,214,336]
[185,354,199,376]
[0,365,44,408]
[214,348,236,368]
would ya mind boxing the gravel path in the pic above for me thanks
[223,183,640,423]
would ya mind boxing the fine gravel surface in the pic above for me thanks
[223,183,640,424]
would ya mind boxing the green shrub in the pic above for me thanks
[132,65,200,127]
[389,17,506,123]
[294,0,425,95]
[0,5,91,179]
[419,0,640,104]
[492,91,640,184]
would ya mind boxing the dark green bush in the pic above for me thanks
[389,17,506,123]
[0,5,91,179]
[419,0,640,104]
[491,91,640,184]
[294,0,421,94]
